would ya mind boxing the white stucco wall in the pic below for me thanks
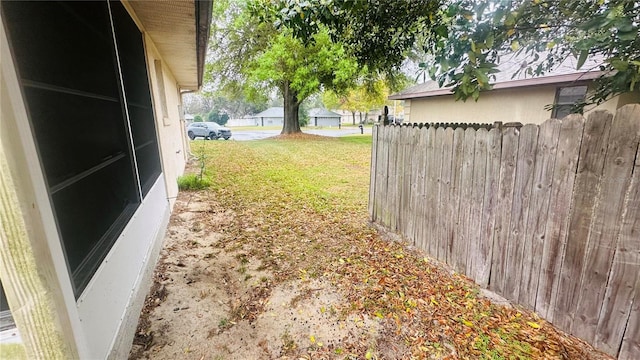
[0,3,193,359]
[145,35,188,208]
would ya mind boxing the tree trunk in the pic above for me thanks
[364,112,369,124]
[282,81,302,134]
[351,111,356,125]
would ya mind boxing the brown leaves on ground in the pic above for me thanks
[134,137,611,359]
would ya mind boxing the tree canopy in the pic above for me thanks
[277,0,639,109]
[206,0,362,134]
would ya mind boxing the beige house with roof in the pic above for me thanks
[391,59,639,125]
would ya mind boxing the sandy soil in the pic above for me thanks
[129,192,380,359]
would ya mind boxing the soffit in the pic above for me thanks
[127,1,198,90]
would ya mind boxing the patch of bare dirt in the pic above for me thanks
[129,192,379,359]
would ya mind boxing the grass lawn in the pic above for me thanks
[174,134,606,359]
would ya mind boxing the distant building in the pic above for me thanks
[390,57,639,125]
[251,107,284,126]
[308,108,341,127]
[226,116,258,127]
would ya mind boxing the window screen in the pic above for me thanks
[552,85,587,119]
[2,0,162,297]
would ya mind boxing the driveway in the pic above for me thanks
[226,128,373,141]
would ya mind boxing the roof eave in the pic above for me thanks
[389,71,605,100]
[195,0,212,89]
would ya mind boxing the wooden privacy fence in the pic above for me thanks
[368,104,640,359]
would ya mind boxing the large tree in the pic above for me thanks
[206,0,359,134]
[277,0,639,108]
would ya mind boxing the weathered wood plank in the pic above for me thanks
[406,127,419,243]
[393,126,407,234]
[385,125,398,229]
[489,126,519,293]
[423,126,437,255]
[431,127,445,258]
[519,118,561,309]
[619,281,640,359]
[477,127,502,287]
[596,125,640,357]
[438,127,454,262]
[467,129,488,282]
[448,127,466,266]
[455,128,476,275]
[572,105,640,343]
[368,125,379,221]
[415,127,428,248]
[379,126,389,224]
[554,111,613,331]
[504,124,539,302]
[535,115,584,319]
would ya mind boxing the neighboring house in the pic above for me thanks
[0,1,211,359]
[251,107,285,126]
[333,108,383,124]
[390,57,640,124]
[227,116,259,127]
[308,108,342,127]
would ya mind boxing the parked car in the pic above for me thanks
[187,122,232,140]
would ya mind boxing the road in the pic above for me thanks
[196,128,373,141]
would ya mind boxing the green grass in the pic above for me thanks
[177,173,211,191]
[201,136,372,215]
[0,344,27,359]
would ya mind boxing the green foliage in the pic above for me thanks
[207,109,230,126]
[276,0,639,108]
[193,114,203,122]
[425,0,640,107]
[177,174,211,191]
[207,1,367,133]
[274,0,442,78]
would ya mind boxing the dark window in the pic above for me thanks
[552,85,588,119]
[0,282,15,331]
[2,0,162,297]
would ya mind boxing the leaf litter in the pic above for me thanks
[130,136,612,360]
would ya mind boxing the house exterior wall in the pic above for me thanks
[404,84,627,125]
[0,2,193,359]
[145,34,188,207]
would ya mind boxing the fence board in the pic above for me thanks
[433,127,445,258]
[455,128,476,274]
[438,128,454,262]
[504,124,539,301]
[376,126,388,225]
[572,106,640,343]
[596,133,640,357]
[554,111,613,330]
[448,128,466,266]
[387,126,398,229]
[477,127,502,287]
[415,128,428,248]
[423,126,437,253]
[467,129,488,282]
[406,127,419,243]
[535,115,584,319]
[397,126,409,234]
[368,125,379,221]
[489,126,519,293]
[619,285,640,359]
[519,119,561,309]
